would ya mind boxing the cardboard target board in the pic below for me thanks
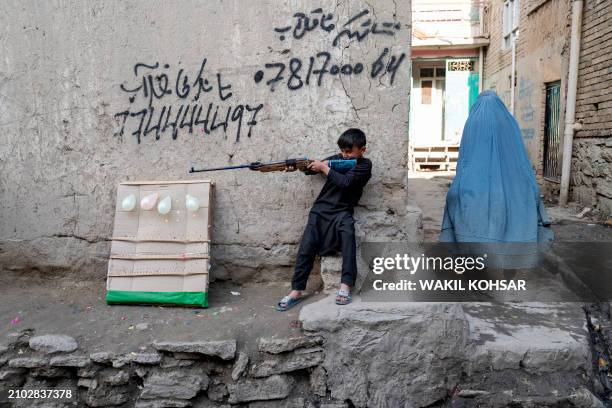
[106,180,213,307]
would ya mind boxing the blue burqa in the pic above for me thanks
[440,91,553,267]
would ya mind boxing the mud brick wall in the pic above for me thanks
[0,0,417,280]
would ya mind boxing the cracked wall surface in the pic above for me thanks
[0,0,413,280]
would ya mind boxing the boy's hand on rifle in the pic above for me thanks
[308,160,330,175]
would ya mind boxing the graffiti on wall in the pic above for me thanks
[518,77,535,140]
[253,47,404,92]
[255,8,406,92]
[114,7,405,144]
[273,8,400,45]
[114,59,264,144]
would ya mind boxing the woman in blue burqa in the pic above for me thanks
[440,90,553,268]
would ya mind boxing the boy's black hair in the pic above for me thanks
[337,128,367,149]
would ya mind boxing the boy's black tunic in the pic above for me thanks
[291,154,373,290]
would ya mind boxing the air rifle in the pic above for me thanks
[189,157,356,174]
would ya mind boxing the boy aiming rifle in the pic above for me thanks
[190,128,372,310]
[276,128,372,311]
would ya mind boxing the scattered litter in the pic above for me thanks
[588,223,595,226]
[230,291,241,296]
[194,313,206,318]
[120,316,128,321]
[575,207,591,219]
[212,306,232,316]
[128,325,134,331]
[10,315,21,325]
[135,323,149,330]
[138,346,147,351]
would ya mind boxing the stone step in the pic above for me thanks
[299,296,593,408]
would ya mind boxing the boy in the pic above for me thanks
[276,128,372,311]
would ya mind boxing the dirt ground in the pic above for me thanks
[0,276,323,355]
[409,170,455,242]
[408,169,612,242]
[2,171,610,356]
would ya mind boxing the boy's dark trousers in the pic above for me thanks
[291,212,357,291]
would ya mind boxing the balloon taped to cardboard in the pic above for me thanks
[106,180,214,307]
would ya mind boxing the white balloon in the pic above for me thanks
[140,193,158,210]
[121,194,136,211]
[185,194,200,212]
[157,196,172,215]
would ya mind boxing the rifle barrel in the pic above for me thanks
[190,158,312,173]
[190,164,254,173]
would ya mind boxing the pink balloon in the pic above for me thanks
[140,193,158,210]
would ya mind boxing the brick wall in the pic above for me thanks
[482,0,569,178]
[481,0,611,216]
[575,0,612,138]
[570,0,612,217]
[483,0,536,81]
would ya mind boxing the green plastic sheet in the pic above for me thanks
[106,290,208,307]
